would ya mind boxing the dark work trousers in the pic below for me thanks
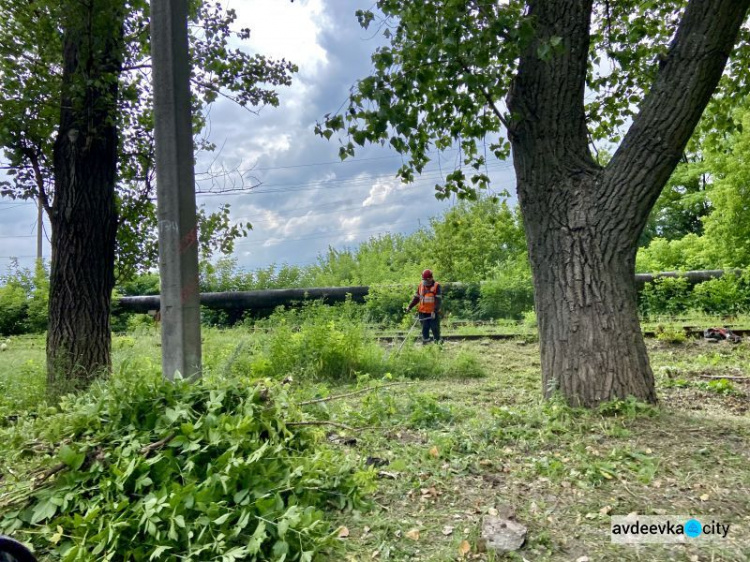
[419,312,440,343]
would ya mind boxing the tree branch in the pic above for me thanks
[603,0,750,243]
[140,432,175,455]
[298,382,416,406]
[506,0,598,184]
[122,63,151,72]
[457,59,510,130]
[22,147,52,214]
[287,420,357,432]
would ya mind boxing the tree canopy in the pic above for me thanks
[0,0,296,278]
[318,0,750,198]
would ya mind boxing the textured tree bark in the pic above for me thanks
[507,0,750,407]
[46,3,124,391]
[523,177,656,406]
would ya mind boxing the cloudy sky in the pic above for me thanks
[0,0,516,273]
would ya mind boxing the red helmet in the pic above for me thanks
[422,269,433,280]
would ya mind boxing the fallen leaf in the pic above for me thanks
[488,507,498,516]
[479,459,492,467]
[576,557,590,562]
[429,446,439,458]
[458,540,471,557]
[599,505,612,516]
[585,512,597,520]
[700,493,710,501]
[405,528,420,540]
[442,525,454,536]
[338,526,350,538]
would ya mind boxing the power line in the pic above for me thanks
[251,153,408,171]
[247,146,475,172]
[195,160,514,198]
[0,203,34,211]
[239,201,409,226]
[238,176,517,226]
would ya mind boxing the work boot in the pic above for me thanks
[422,338,431,345]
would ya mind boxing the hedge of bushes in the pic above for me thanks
[6,262,750,335]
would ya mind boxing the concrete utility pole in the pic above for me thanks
[151,0,202,381]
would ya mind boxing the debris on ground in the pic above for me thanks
[703,327,742,343]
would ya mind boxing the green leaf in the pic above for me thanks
[30,498,57,524]
[149,546,171,560]
[247,521,267,554]
[214,512,231,525]
[58,444,85,470]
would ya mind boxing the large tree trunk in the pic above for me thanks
[46,2,124,392]
[522,177,656,406]
[507,0,750,407]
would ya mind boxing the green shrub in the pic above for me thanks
[241,303,384,382]
[25,262,49,332]
[638,276,692,318]
[479,259,534,320]
[443,282,482,319]
[0,283,28,336]
[234,303,487,383]
[0,262,48,335]
[364,283,411,324]
[0,370,372,561]
[692,273,750,316]
[522,309,538,328]
[654,324,688,344]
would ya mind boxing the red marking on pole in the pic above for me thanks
[179,226,198,253]
[180,279,199,304]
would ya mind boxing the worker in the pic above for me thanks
[406,269,442,344]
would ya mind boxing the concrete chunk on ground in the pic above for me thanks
[481,516,527,553]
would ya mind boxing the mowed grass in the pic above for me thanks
[321,338,750,561]
[1,329,749,561]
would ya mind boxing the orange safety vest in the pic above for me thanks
[417,281,440,314]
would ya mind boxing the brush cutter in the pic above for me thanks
[390,314,420,359]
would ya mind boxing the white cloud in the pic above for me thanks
[232,0,329,77]
[363,177,408,207]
